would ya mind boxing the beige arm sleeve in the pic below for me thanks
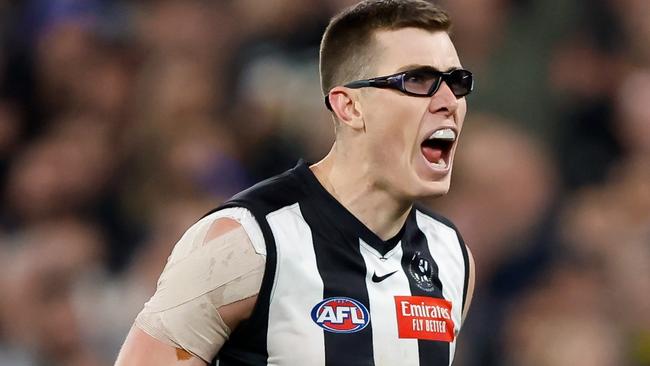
[135,207,266,363]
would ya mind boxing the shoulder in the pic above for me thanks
[200,207,267,255]
[414,203,465,241]
[160,206,264,267]
[413,203,470,271]
[144,210,266,312]
[221,164,307,214]
[133,209,267,363]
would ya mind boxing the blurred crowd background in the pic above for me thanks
[0,0,648,365]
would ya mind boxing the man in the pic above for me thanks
[116,0,475,365]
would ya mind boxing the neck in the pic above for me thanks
[310,143,412,240]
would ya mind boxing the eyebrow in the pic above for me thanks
[394,64,460,73]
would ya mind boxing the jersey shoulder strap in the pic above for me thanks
[414,203,471,310]
[210,163,307,366]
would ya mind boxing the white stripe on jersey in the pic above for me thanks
[359,239,420,366]
[266,203,325,366]
[416,211,466,366]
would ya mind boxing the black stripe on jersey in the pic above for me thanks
[299,201,375,366]
[211,200,278,366]
[402,210,450,366]
[210,166,304,365]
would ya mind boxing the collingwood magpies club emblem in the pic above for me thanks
[408,251,436,292]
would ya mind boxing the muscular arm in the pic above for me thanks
[115,298,255,366]
[115,325,206,366]
[115,215,264,366]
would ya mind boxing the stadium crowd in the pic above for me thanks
[0,0,648,365]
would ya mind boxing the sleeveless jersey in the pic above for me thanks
[211,161,470,366]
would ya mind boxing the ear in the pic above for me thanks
[327,87,365,130]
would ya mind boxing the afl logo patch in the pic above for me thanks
[310,297,370,333]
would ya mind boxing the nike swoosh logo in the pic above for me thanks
[372,270,398,283]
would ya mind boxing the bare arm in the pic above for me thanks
[115,216,263,365]
[115,297,256,366]
[115,326,206,366]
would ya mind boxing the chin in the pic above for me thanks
[406,160,454,198]
[419,180,451,198]
[400,173,451,200]
[406,148,457,197]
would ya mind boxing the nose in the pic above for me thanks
[428,81,458,117]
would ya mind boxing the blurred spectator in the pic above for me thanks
[0,101,21,190]
[616,70,650,160]
[4,113,115,225]
[559,159,650,361]
[439,0,511,70]
[502,263,626,366]
[1,217,105,366]
[612,0,650,66]
[549,20,627,190]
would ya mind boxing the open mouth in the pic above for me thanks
[420,128,456,169]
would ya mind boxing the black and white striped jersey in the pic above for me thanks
[212,161,470,366]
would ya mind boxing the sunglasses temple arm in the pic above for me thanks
[325,79,372,110]
[324,95,333,111]
[344,80,374,88]
[326,77,393,110]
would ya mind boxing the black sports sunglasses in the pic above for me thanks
[324,67,474,110]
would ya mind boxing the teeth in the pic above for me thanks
[431,157,447,168]
[429,128,456,141]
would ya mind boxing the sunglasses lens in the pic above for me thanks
[403,68,473,97]
[448,69,473,97]
[403,69,441,95]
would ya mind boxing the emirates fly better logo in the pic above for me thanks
[394,296,455,342]
[311,297,370,333]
